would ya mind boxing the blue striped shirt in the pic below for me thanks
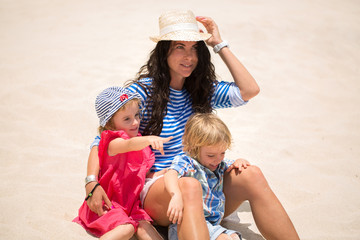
[91,78,247,172]
[169,155,235,225]
[127,78,246,172]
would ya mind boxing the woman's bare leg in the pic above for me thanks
[143,177,209,240]
[223,165,300,240]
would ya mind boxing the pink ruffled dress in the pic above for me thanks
[73,130,154,237]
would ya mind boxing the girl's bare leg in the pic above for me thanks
[223,165,300,240]
[143,177,209,240]
[100,224,134,240]
[135,220,163,240]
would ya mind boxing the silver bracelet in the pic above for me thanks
[85,175,97,186]
[213,40,229,53]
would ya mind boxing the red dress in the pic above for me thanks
[73,130,154,237]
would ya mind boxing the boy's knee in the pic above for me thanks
[178,177,202,200]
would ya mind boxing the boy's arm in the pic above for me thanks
[225,158,251,173]
[148,168,168,178]
[164,169,182,197]
[164,169,183,224]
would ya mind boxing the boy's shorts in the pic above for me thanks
[168,221,242,240]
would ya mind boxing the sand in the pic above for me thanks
[0,0,359,239]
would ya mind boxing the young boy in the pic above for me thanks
[164,113,250,240]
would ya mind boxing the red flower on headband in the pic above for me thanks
[120,94,128,102]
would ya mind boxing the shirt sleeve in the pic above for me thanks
[169,155,194,177]
[90,136,101,149]
[223,158,236,170]
[126,78,150,103]
[212,81,248,109]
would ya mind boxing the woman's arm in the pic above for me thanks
[85,146,112,216]
[87,146,100,177]
[164,169,184,224]
[218,47,260,101]
[196,16,260,101]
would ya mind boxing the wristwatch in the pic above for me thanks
[213,40,229,53]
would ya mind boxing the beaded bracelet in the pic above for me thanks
[85,183,100,201]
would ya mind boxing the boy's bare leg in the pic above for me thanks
[143,177,209,240]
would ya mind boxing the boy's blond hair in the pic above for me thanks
[182,113,232,160]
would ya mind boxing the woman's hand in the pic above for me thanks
[196,16,222,47]
[85,181,112,216]
[226,158,251,173]
[197,15,260,101]
[167,192,184,224]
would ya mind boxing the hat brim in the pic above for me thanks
[150,31,211,42]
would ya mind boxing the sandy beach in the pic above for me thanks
[1,0,359,239]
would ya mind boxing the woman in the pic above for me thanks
[85,10,299,240]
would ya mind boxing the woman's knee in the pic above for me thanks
[232,165,265,184]
[244,165,265,183]
[225,165,269,196]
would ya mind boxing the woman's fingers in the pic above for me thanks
[196,16,222,47]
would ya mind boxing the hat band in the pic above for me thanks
[160,23,199,36]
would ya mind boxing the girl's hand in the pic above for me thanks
[86,182,112,216]
[226,158,251,173]
[148,136,173,155]
[167,193,184,224]
[196,16,222,47]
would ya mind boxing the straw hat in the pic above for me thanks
[95,86,142,127]
[150,10,212,42]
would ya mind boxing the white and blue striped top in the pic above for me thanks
[92,77,247,172]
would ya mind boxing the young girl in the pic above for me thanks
[164,113,250,240]
[74,86,171,240]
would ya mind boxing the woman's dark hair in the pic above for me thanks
[125,40,216,136]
